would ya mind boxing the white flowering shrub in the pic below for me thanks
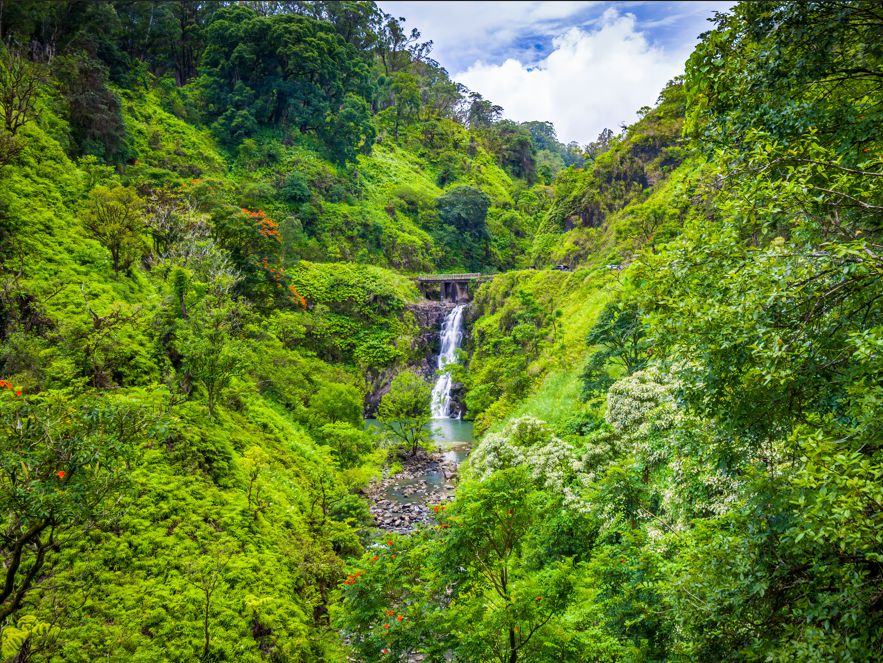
[582,365,744,528]
[466,368,746,527]
[466,427,528,478]
[606,366,679,437]
[468,416,590,511]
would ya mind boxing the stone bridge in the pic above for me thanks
[416,273,494,302]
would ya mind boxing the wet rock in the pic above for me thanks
[367,448,465,534]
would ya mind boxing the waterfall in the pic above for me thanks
[430,304,466,419]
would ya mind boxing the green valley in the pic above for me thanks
[0,1,880,661]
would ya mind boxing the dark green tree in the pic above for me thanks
[377,370,431,457]
[200,6,374,161]
[580,301,647,399]
[436,185,491,270]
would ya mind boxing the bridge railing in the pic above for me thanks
[416,273,484,283]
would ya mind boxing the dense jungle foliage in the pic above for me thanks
[0,1,881,661]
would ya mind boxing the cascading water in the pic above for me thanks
[430,304,466,418]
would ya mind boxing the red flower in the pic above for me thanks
[387,539,393,546]
[396,615,404,621]
[372,555,379,562]
[15,390,21,397]
[383,624,390,629]
[386,610,394,615]
[0,380,6,387]
[382,649,389,654]
[57,470,65,479]
[433,506,439,512]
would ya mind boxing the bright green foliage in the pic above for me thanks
[81,185,146,273]
[465,268,612,431]
[0,0,881,660]
[377,370,432,457]
[287,260,419,372]
[176,290,248,417]
[310,383,364,429]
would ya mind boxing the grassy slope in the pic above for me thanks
[463,83,704,435]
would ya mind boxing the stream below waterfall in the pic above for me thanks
[365,419,474,533]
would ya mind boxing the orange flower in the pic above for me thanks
[386,610,394,615]
[15,390,21,397]
[383,624,390,629]
[57,470,65,479]
[396,615,404,621]
[535,596,542,602]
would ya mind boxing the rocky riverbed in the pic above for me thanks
[365,449,460,534]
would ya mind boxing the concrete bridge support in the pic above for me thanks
[441,281,468,303]
[417,273,491,303]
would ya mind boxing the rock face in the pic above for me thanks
[364,301,459,417]
[408,301,453,379]
[363,367,395,417]
[448,382,466,419]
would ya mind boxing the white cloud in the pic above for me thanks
[455,10,690,145]
[378,1,601,71]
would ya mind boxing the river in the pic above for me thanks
[364,419,474,532]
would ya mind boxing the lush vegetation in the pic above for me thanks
[339,2,883,662]
[0,0,881,661]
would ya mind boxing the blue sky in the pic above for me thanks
[376,1,733,144]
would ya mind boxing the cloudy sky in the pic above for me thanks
[376,1,733,145]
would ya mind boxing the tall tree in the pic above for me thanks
[377,370,431,457]
[0,390,142,622]
[82,186,146,274]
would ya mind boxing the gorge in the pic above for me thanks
[0,1,879,661]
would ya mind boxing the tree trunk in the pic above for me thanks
[202,588,211,660]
